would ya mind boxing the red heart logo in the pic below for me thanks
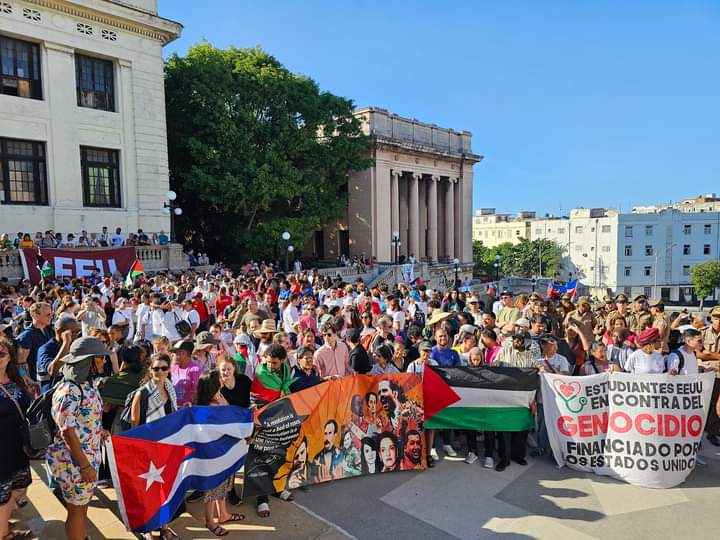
[553,380,581,401]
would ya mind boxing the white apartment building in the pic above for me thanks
[529,202,720,302]
[0,0,181,236]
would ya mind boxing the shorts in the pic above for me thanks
[0,466,32,505]
[57,479,96,506]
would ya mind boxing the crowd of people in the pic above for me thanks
[0,264,719,539]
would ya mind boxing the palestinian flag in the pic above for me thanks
[37,250,54,279]
[424,366,539,432]
[125,259,144,288]
[250,363,298,408]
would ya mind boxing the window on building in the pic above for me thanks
[624,266,631,277]
[645,245,653,256]
[683,224,691,235]
[623,287,632,295]
[535,228,541,235]
[624,245,632,256]
[704,244,711,255]
[644,266,651,277]
[0,137,48,204]
[683,244,690,255]
[80,146,120,207]
[0,35,42,99]
[557,227,565,234]
[644,286,652,298]
[76,54,115,111]
[602,245,610,252]
[575,226,583,234]
[704,224,712,235]
[682,265,690,276]
[602,225,611,233]
[645,225,653,236]
[625,225,633,237]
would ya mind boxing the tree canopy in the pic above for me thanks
[690,260,720,308]
[164,44,371,260]
[473,239,564,278]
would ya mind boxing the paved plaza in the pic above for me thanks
[15,440,720,540]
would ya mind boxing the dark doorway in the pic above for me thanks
[338,230,350,258]
[314,230,325,259]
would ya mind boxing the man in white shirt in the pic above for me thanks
[667,328,702,375]
[112,227,126,246]
[181,299,201,337]
[152,300,182,341]
[134,294,154,342]
[283,293,301,335]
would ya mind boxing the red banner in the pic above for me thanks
[20,247,137,283]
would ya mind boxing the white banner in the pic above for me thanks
[541,372,714,489]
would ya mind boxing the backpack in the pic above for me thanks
[665,349,685,373]
[24,380,84,453]
[118,386,150,433]
[173,312,192,338]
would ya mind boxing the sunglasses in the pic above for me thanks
[323,333,334,337]
[151,365,170,372]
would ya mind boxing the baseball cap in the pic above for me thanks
[171,340,194,354]
[419,341,433,352]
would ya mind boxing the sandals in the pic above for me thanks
[256,502,270,518]
[206,525,228,537]
[220,513,245,523]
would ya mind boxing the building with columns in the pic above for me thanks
[310,107,482,263]
[0,0,181,236]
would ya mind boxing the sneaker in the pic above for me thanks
[530,447,545,458]
[483,457,494,469]
[442,444,457,457]
[464,451,478,464]
[430,448,439,461]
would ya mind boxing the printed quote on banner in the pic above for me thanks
[243,374,426,498]
[541,372,714,488]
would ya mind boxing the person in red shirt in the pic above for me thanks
[192,293,210,332]
[214,287,232,317]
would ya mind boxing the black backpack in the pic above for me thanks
[24,380,84,453]
[665,349,685,373]
[118,386,150,433]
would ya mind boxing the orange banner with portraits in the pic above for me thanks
[242,374,426,497]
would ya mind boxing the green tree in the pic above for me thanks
[690,260,720,309]
[164,44,372,260]
[475,239,564,279]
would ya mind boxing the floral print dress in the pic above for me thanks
[46,380,103,505]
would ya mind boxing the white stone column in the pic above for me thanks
[445,178,456,260]
[409,173,421,258]
[428,175,439,262]
[391,170,401,239]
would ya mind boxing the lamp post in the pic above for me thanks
[162,190,183,243]
[288,245,295,271]
[453,258,460,288]
[391,230,400,264]
[282,231,291,271]
[494,252,501,287]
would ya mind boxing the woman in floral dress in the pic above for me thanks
[46,337,111,540]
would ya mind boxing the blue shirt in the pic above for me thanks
[37,337,60,391]
[430,346,461,367]
[158,234,169,245]
[16,326,52,380]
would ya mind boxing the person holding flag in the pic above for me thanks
[125,259,145,289]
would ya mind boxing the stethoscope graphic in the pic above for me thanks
[559,394,588,413]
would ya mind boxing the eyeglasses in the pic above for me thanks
[151,366,170,372]
[323,333,334,337]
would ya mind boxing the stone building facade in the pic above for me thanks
[0,0,181,235]
[310,107,482,263]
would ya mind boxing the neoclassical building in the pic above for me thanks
[310,107,482,263]
[0,0,181,235]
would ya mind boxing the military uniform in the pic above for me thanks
[700,308,720,437]
[649,300,670,354]
[563,297,596,344]
[626,295,653,334]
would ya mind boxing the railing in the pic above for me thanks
[0,244,190,282]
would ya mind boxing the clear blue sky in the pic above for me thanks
[159,0,720,217]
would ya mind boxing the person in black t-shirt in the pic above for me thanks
[346,329,371,374]
[218,353,251,408]
[290,348,322,393]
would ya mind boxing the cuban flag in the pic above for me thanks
[106,406,254,533]
[547,279,578,299]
